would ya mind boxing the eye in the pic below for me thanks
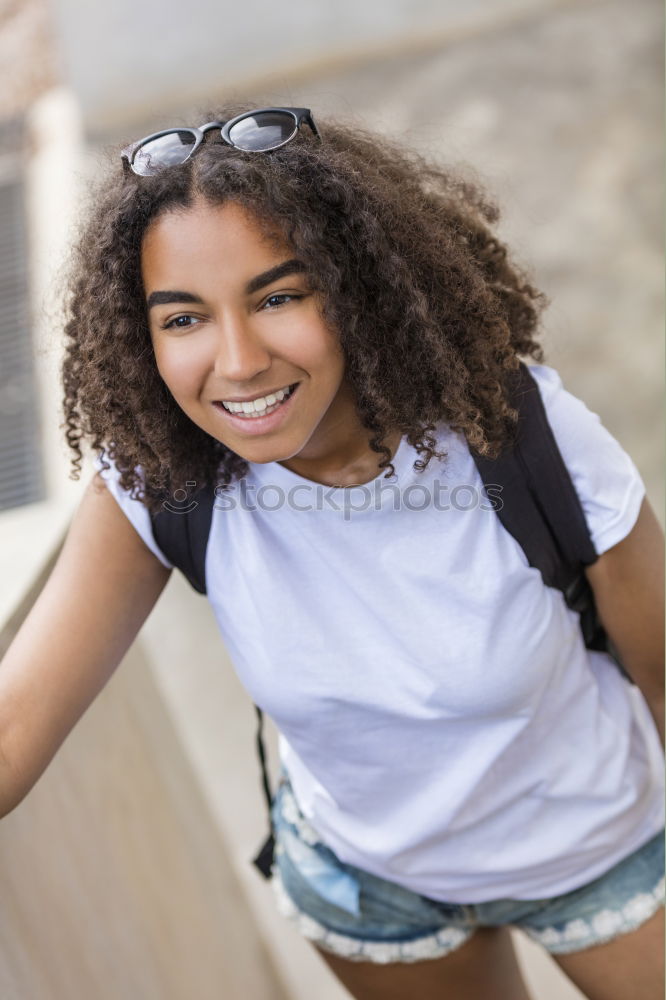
[161,314,200,330]
[262,293,302,310]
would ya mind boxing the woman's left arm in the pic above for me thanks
[584,496,665,746]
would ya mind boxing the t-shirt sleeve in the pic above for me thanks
[528,364,645,556]
[93,451,174,569]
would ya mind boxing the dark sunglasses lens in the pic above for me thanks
[227,112,297,151]
[131,131,197,175]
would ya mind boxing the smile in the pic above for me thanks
[212,382,300,434]
[220,383,297,416]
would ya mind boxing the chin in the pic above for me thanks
[218,436,299,465]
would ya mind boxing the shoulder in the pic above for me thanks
[93,450,174,569]
[524,363,645,556]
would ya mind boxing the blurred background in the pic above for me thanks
[0,0,662,997]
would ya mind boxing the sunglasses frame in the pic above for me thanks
[121,107,320,175]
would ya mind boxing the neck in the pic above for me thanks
[279,426,402,488]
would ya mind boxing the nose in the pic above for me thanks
[212,310,272,385]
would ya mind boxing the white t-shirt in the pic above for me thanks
[95,364,664,903]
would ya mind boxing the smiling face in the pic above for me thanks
[142,197,374,477]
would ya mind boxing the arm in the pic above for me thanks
[0,471,172,816]
[584,496,665,745]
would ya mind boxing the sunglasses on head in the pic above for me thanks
[121,106,320,177]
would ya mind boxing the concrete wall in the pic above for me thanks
[0,557,288,1000]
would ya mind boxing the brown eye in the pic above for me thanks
[163,314,199,329]
[263,293,302,310]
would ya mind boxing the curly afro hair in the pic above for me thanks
[61,103,547,515]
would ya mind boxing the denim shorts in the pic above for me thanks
[269,770,665,965]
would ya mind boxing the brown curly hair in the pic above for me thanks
[61,103,547,515]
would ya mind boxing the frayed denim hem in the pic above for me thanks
[523,876,665,954]
[270,861,473,964]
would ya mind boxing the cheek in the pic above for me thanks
[294,319,345,375]
[152,342,202,402]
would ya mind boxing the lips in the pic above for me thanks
[211,381,300,434]
[217,382,298,408]
[218,382,298,413]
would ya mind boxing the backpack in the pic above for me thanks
[149,362,626,879]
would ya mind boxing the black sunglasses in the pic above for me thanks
[121,107,320,177]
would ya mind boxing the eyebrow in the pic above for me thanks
[146,290,203,310]
[146,258,306,311]
[245,258,306,295]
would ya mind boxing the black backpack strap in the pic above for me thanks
[473,363,597,585]
[149,482,277,877]
[472,362,621,662]
[507,363,598,571]
[150,482,216,594]
[251,705,276,879]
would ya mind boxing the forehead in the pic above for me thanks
[141,199,290,287]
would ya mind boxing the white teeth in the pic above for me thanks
[221,384,295,416]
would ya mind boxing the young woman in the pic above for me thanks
[1,106,663,1000]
